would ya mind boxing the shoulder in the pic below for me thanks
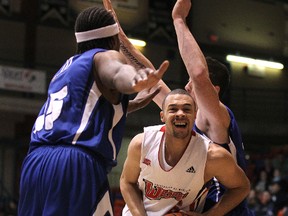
[144,124,165,132]
[207,143,231,160]
[125,133,144,163]
[205,143,236,180]
[128,133,144,151]
[130,133,144,145]
[206,143,235,169]
[94,49,125,62]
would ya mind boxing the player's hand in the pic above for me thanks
[172,0,192,21]
[127,85,161,114]
[132,60,169,92]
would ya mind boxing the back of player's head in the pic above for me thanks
[206,56,230,98]
[75,6,119,53]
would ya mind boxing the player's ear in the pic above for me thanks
[214,85,220,94]
[160,111,164,122]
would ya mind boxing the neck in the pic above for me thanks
[164,135,191,167]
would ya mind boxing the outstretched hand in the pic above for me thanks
[127,86,162,114]
[172,0,192,21]
[103,0,171,109]
[132,60,169,92]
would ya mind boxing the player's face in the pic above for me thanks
[161,94,196,139]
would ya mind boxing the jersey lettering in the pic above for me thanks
[143,179,188,201]
[52,57,73,82]
[33,86,68,133]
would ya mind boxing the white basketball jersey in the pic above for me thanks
[122,125,211,216]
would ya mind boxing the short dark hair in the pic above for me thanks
[162,89,194,110]
[206,56,231,98]
[74,6,118,54]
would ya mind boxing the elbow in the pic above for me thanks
[242,176,251,199]
[245,178,251,196]
[188,65,208,83]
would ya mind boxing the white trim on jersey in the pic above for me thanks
[109,104,124,160]
[72,82,101,144]
[93,191,113,216]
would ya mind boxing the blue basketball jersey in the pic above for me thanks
[226,106,247,171]
[194,106,254,215]
[19,48,129,216]
[30,48,129,170]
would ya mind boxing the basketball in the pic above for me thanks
[164,213,184,216]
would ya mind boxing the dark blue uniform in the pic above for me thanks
[194,106,255,216]
[18,48,129,216]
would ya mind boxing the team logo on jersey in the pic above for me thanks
[143,158,151,166]
[186,166,196,173]
[143,179,188,201]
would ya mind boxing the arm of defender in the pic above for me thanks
[127,86,161,114]
[94,50,168,95]
[103,0,171,108]
[172,0,230,142]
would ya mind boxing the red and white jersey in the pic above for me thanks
[122,125,211,216]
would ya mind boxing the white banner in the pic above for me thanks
[0,66,46,94]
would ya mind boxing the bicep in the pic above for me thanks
[93,50,127,88]
[206,145,249,189]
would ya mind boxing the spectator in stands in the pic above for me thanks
[253,190,274,216]
[255,170,270,192]
[269,179,288,215]
[247,189,257,211]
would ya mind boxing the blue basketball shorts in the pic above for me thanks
[18,145,114,216]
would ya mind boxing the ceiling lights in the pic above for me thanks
[128,38,146,48]
[226,55,284,70]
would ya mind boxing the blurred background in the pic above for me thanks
[0,0,288,215]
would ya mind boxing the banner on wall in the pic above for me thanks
[0,66,46,94]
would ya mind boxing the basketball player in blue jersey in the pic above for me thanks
[172,0,254,215]
[17,6,169,216]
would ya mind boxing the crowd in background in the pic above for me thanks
[246,145,288,216]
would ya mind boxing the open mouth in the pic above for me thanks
[174,122,187,128]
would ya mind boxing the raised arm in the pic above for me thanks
[103,0,171,108]
[120,133,147,216]
[172,0,230,143]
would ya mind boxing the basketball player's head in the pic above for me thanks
[74,6,120,54]
[160,89,197,139]
[205,56,231,98]
[185,57,230,100]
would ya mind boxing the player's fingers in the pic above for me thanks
[134,68,152,83]
[155,60,169,78]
